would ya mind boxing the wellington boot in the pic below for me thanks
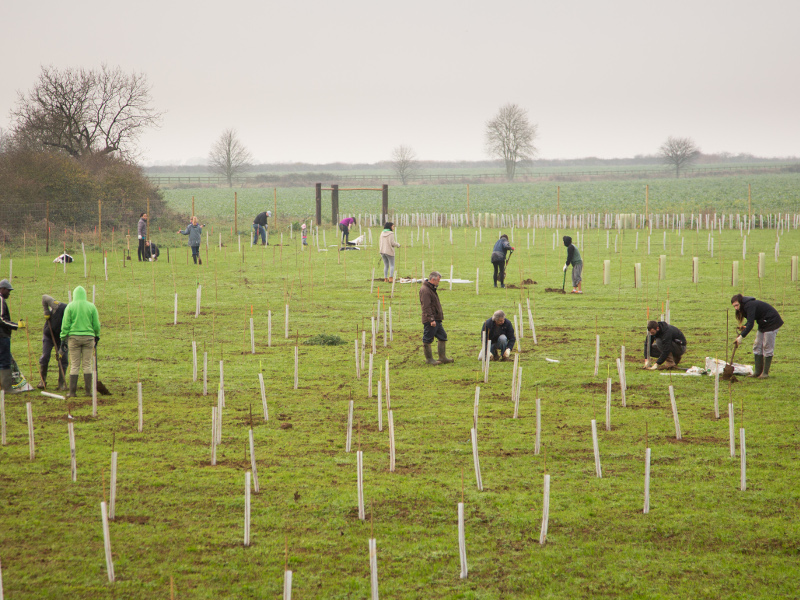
[384,278,389,283]
[758,356,772,379]
[66,375,79,399]
[37,364,48,389]
[751,354,763,378]
[388,277,394,283]
[84,373,93,396]
[423,343,441,365]
[437,340,454,364]
[57,370,67,391]
[0,369,13,393]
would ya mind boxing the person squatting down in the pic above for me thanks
[731,294,783,379]
[379,222,401,282]
[480,310,516,361]
[143,241,159,261]
[418,271,454,366]
[253,210,269,245]
[137,213,148,261]
[563,235,583,294]
[339,216,356,245]
[0,279,23,393]
[39,295,69,391]
[491,234,514,288]
[643,321,687,370]
[60,285,101,399]
[178,217,204,264]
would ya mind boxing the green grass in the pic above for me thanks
[0,223,799,598]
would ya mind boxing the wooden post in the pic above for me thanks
[382,184,389,226]
[234,192,238,234]
[315,183,322,225]
[331,184,339,226]
[46,200,50,253]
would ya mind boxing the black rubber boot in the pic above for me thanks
[437,340,454,364]
[751,354,763,378]
[759,356,772,379]
[37,364,48,389]
[423,344,441,365]
[66,375,79,398]
[84,373,93,395]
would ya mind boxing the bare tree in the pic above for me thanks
[485,103,537,180]
[659,136,700,178]
[391,145,419,185]
[208,129,252,187]
[11,64,162,159]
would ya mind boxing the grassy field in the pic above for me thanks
[0,222,798,599]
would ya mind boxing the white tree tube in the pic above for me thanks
[369,538,379,600]
[203,352,208,396]
[713,367,720,419]
[669,385,681,440]
[137,382,143,433]
[388,410,396,472]
[449,265,454,291]
[729,404,735,457]
[357,450,365,520]
[513,367,523,419]
[514,316,521,352]
[354,340,361,379]
[385,359,390,410]
[368,354,373,398]
[371,267,375,294]
[473,387,480,429]
[617,359,626,407]
[268,310,272,347]
[103,257,107,280]
[480,331,486,369]
[174,293,178,325]
[591,419,602,478]
[258,373,268,420]
[594,335,600,377]
[285,304,289,339]
[383,312,387,348]
[740,428,747,491]
[377,389,383,432]
[195,285,201,318]
[484,338,490,384]
[535,398,541,455]
[192,341,198,382]
[68,418,77,482]
[605,377,612,431]
[458,502,468,579]
[250,318,255,354]
[527,303,537,345]
[101,501,115,582]
[27,402,35,460]
[0,556,4,600]
[345,400,354,453]
[471,428,483,491]
[109,451,118,519]
[371,317,376,355]
[510,354,519,404]
[539,473,550,545]
[244,471,251,546]
[643,447,651,514]
[250,430,260,493]
[518,303,524,338]
[389,307,393,342]
[293,346,298,390]
[361,331,366,371]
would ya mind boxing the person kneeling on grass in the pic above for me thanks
[480,310,516,361]
[143,241,160,261]
[563,235,583,294]
[643,320,687,370]
[731,293,783,379]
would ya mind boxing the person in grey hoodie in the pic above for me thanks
[378,222,401,282]
[177,216,204,264]
[137,213,148,261]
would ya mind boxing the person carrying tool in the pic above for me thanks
[339,216,356,245]
[38,295,69,391]
[177,216,204,264]
[563,235,583,294]
[731,294,783,379]
[60,285,101,398]
[253,210,269,245]
[137,212,148,261]
[491,234,514,288]
[480,310,516,360]
[379,222,401,282]
[643,320,687,370]
[419,271,454,365]
[0,279,25,393]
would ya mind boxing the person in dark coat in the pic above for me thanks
[143,241,160,261]
[643,321,687,370]
[563,235,583,294]
[418,271,453,365]
[137,213,148,261]
[491,234,514,288]
[732,294,783,378]
[253,211,269,245]
[480,310,516,360]
[38,295,69,390]
[0,279,23,393]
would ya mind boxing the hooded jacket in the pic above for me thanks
[138,217,147,239]
[379,230,400,256]
[180,223,203,246]
[60,286,101,339]
[491,236,513,263]
[253,212,268,227]
[738,296,783,337]
[0,295,18,339]
[563,236,582,266]
[644,322,686,364]
[41,296,67,343]
[419,280,444,324]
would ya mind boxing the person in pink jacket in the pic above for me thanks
[339,217,356,245]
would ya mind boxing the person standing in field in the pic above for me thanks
[339,216,356,245]
[60,285,101,399]
[178,216,204,264]
[38,295,69,391]
[563,235,583,294]
[137,213,148,261]
[301,223,308,246]
[0,279,24,393]
[419,271,454,365]
[491,234,514,288]
[643,320,687,370]
[480,310,516,360]
[253,210,268,246]
[379,222,401,282]
[732,294,783,379]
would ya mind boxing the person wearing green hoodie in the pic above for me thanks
[60,285,101,398]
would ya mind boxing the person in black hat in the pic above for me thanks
[563,235,583,294]
[0,279,25,393]
[491,234,514,288]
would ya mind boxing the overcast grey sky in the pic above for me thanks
[3,0,799,165]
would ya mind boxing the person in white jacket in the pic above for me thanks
[378,222,401,282]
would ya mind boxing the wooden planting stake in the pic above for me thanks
[371,317,376,354]
[605,375,612,431]
[458,500,468,578]
[203,352,208,396]
[357,450,365,520]
[26,402,35,460]
[346,400,354,453]
[377,386,383,432]
[249,429,260,492]
[470,428,483,491]
[68,416,77,482]
[101,501,115,582]
[137,382,143,433]
[668,385,681,440]
[192,341,198,382]
[174,293,178,325]
[1,390,5,446]
[354,340,361,379]
[293,346,299,390]
[539,473,551,544]
[473,387,480,429]
[371,268,375,294]
[476,267,479,295]
[258,373,268,420]
[513,367,522,419]
[729,400,735,458]
[268,310,272,347]
[109,451,118,519]
[535,396,541,454]
[368,354,374,397]
[285,304,289,339]
[210,408,217,466]
[383,311,387,347]
[594,335,600,377]
[250,317,255,354]
[368,537,379,600]
[591,419,602,478]
[388,410,396,472]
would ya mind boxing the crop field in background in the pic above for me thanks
[159,173,800,226]
[0,213,798,598]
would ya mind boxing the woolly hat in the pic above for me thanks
[563,236,572,247]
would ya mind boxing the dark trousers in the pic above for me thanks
[138,238,146,261]
[422,322,447,344]
[40,336,68,374]
[0,337,11,370]
[253,223,266,245]
[649,339,686,366]
[339,223,349,244]
[191,245,200,263]
[492,259,505,285]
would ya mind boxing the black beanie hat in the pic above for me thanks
[563,236,572,247]
[383,222,394,230]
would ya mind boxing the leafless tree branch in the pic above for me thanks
[485,103,537,180]
[659,136,701,178]
[391,145,419,185]
[208,129,253,187]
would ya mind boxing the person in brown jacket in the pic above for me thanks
[419,271,454,365]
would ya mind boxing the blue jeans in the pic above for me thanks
[0,337,11,370]
[491,334,509,357]
[422,322,447,344]
[252,224,266,245]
